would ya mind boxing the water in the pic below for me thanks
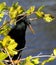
[0,0,56,65]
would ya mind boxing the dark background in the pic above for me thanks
[0,0,56,65]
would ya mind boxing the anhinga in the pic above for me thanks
[7,15,35,60]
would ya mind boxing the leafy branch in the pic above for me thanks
[0,2,56,65]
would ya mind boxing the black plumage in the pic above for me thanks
[8,15,30,60]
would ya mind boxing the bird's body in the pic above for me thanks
[8,15,30,60]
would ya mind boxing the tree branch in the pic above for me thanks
[4,47,14,65]
[4,54,56,62]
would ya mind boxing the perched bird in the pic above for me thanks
[7,15,31,60]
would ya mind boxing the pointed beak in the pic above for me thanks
[28,24,35,34]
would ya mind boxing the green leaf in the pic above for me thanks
[2,36,11,46]
[41,54,55,65]
[26,6,35,15]
[0,2,8,22]
[0,2,6,12]
[24,61,34,65]
[2,35,18,56]
[7,39,18,50]
[16,6,24,15]
[25,56,32,61]
[2,36,18,56]
[41,59,47,65]
[2,35,17,48]
[0,62,5,65]
[35,5,45,18]
[12,2,18,9]
[47,57,55,62]
[0,25,11,36]
[43,14,55,22]
[0,52,8,61]
[9,5,24,19]
[21,56,33,65]
[53,48,56,56]
[9,9,17,19]
[8,49,18,56]
[38,5,45,11]
[32,58,40,64]
[0,13,4,22]
[0,12,4,22]
[0,13,4,18]
[9,2,24,19]
[35,11,44,18]
[25,56,34,65]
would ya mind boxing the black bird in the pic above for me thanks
[8,15,31,60]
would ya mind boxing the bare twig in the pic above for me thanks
[29,18,38,21]
[17,47,27,52]
[21,55,56,61]
[4,47,14,65]
[0,11,36,29]
[0,13,26,29]
[16,13,27,23]
[0,21,9,29]
[4,54,56,62]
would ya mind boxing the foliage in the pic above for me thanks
[43,14,55,22]
[2,36,18,56]
[20,56,40,65]
[26,6,35,15]
[0,52,8,61]
[41,49,56,65]
[35,5,55,22]
[0,24,11,36]
[0,2,56,65]
[0,62,5,65]
[0,2,6,21]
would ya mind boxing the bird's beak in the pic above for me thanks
[28,24,35,34]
